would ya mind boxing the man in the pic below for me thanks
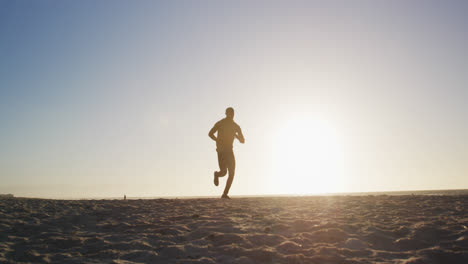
[208,107,245,199]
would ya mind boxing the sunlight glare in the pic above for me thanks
[271,117,345,195]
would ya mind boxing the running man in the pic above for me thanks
[208,107,245,199]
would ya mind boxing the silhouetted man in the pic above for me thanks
[209,107,245,199]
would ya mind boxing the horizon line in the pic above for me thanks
[5,188,468,200]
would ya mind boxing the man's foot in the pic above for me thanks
[214,172,219,186]
[221,194,230,199]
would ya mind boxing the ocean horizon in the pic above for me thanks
[6,188,468,200]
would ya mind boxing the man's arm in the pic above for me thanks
[236,126,245,144]
[208,122,219,141]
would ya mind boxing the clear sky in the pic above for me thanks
[1,0,467,198]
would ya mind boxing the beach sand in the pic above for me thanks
[1,195,467,263]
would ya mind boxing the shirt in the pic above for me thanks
[213,118,241,151]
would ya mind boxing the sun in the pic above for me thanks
[271,117,345,195]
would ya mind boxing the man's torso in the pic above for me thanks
[216,118,239,151]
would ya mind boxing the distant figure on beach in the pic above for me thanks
[209,107,245,199]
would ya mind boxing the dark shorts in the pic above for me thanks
[217,149,236,174]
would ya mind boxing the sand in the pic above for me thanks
[1,195,467,263]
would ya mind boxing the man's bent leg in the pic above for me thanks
[222,151,236,196]
[216,151,228,177]
[214,151,227,187]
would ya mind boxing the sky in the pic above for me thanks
[1,0,467,198]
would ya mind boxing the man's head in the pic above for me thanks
[225,107,234,120]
